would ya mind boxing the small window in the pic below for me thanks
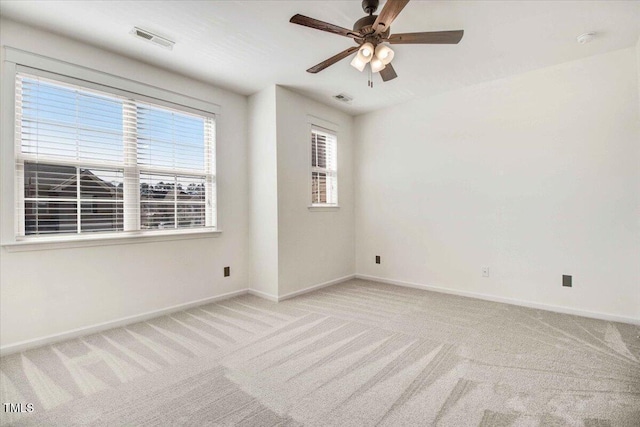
[311,127,337,206]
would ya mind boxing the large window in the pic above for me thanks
[310,126,337,206]
[15,73,216,238]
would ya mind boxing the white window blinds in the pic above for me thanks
[15,73,216,238]
[311,126,337,205]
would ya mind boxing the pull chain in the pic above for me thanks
[368,66,373,88]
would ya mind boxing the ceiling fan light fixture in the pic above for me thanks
[370,57,386,73]
[359,42,375,59]
[350,55,367,72]
[375,44,394,65]
[351,43,374,72]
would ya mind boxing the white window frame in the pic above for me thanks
[1,48,222,251]
[307,115,339,211]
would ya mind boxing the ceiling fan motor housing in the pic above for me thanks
[353,15,390,43]
[353,15,376,33]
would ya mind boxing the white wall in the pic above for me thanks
[275,86,355,297]
[637,37,640,115]
[0,18,250,348]
[248,86,279,297]
[355,47,640,321]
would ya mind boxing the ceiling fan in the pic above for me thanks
[290,0,463,84]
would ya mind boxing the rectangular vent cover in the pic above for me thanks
[333,93,353,104]
[132,27,175,50]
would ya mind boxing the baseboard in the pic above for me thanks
[9,273,630,355]
[278,274,356,301]
[0,288,250,356]
[248,289,279,302]
[355,274,640,326]
[247,274,355,302]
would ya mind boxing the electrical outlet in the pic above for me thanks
[482,266,490,277]
[224,266,230,277]
[562,274,572,287]
[375,255,381,264]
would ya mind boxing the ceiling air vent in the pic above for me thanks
[131,27,175,50]
[333,93,353,104]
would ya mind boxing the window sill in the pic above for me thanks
[2,229,222,252]
[308,205,340,212]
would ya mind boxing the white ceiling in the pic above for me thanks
[1,1,639,115]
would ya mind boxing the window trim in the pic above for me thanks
[307,115,339,208]
[2,229,222,253]
[1,47,222,247]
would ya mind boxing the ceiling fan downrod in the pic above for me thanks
[362,0,379,15]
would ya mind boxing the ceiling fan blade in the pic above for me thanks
[388,30,464,44]
[290,14,361,39]
[307,46,359,73]
[379,63,398,82]
[373,0,410,35]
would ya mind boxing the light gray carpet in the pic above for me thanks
[1,279,639,426]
